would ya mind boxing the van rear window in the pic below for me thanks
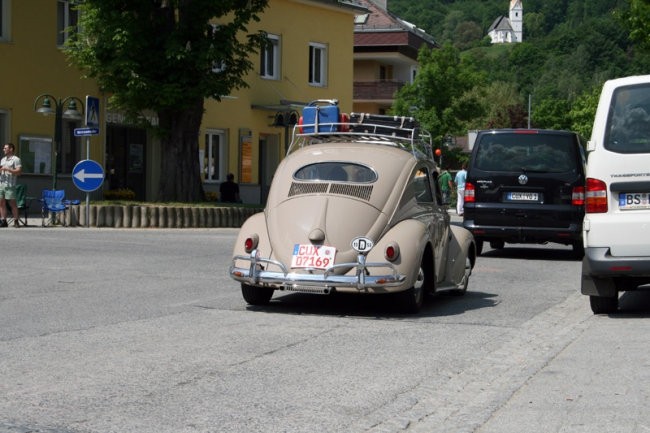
[474,134,576,172]
[605,83,650,154]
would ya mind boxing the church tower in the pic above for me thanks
[509,0,523,42]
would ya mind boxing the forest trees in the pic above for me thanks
[66,0,268,202]
[391,0,649,144]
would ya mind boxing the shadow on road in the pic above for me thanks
[479,245,580,262]
[610,288,650,317]
[245,289,498,319]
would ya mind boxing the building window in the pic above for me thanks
[201,130,227,182]
[57,0,78,46]
[260,34,280,80]
[0,0,11,42]
[18,135,53,175]
[309,42,327,86]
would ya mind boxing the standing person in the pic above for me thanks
[438,168,453,205]
[454,162,467,216]
[0,143,22,227]
[219,173,241,203]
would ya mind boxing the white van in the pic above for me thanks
[582,75,650,314]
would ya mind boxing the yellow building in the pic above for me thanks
[0,0,363,204]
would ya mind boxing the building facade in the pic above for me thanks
[352,0,437,115]
[0,0,363,205]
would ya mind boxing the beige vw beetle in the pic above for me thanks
[230,101,476,313]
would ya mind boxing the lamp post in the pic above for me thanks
[33,94,84,190]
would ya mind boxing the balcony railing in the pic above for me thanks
[353,81,405,100]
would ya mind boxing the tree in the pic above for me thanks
[66,0,269,202]
[393,44,483,145]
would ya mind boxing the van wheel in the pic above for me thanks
[589,295,618,314]
[490,240,505,250]
[241,284,274,305]
[572,241,585,260]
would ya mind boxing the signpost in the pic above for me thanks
[73,96,102,227]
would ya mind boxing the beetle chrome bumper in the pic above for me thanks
[229,249,406,291]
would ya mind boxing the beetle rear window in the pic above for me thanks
[474,133,576,172]
[294,162,377,183]
[605,83,650,154]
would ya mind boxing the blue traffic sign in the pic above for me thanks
[86,96,100,128]
[72,159,104,192]
[74,127,99,137]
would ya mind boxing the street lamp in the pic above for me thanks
[33,94,84,190]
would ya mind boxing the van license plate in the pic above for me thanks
[291,244,336,269]
[506,192,539,201]
[619,192,650,210]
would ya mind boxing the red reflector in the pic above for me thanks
[464,182,475,203]
[385,246,396,260]
[514,129,539,134]
[244,238,255,252]
[585,178,608,213]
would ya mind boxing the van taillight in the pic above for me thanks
[572,186,585,206]
[585,178,608,213]
[464,182,475,203]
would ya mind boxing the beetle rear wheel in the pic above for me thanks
[400,257,432,314]
[241,284,274,305]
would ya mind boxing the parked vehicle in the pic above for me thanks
[582,75,650,314]
[229,100,476,313]
[463,129,586,257]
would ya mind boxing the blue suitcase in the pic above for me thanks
[300,100,340,133]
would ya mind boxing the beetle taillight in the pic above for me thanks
[464,182,476,203]
[244,234,259,253]
[385,242,400,262]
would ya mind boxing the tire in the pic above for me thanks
[572,241,585,260]
[400,265,427,314]
[490,240,505,250]
[241,284,274,305]
[589,295,618,315]
[475,239,484,256]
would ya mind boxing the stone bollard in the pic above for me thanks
[157,206,166,228]
[122,205,131,228]
[113,205,123,228]
[131,206,140,228]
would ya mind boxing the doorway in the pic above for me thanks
[106,125,147,200]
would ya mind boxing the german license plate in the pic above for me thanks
[506,192,539,201]
[619,192,650,210]
[291,244,336,269]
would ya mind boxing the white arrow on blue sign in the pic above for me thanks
[72,159,105,192]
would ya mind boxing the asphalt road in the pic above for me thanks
[0,224,649,433]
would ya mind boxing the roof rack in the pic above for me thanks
[287,119,434,161]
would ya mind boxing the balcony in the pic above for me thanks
[353,80,405,101]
